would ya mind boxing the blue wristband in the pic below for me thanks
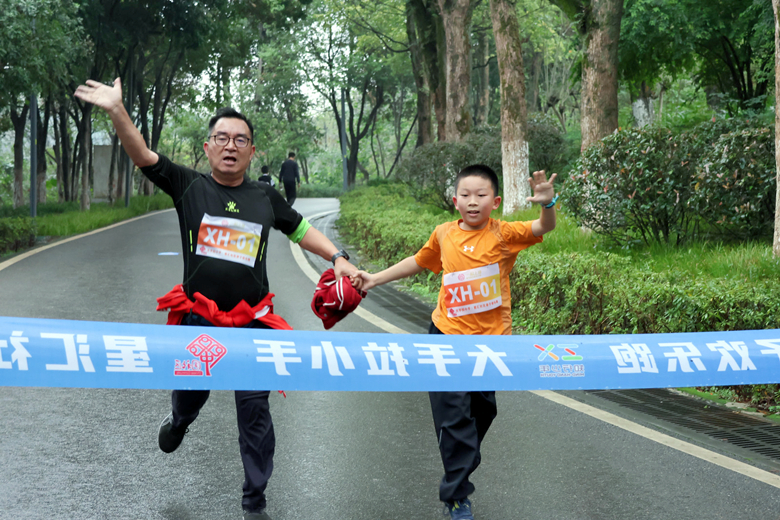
[541,195,558,209]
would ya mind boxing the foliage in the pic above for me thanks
[0,217,36,255]
[564,127,695,246]
[510,250,780,334]
[338,182,448,267]
[397,116,566,211]
[0,0,84,107]
[35,194,173,237]
[395,140,478,212]
[294,182,343,198]
[694,385,780,413]
[690,127,775,239]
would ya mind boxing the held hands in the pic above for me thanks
[352,270,377,292]
[526,170,558,206]
[74,78,124,115]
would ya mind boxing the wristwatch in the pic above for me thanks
[331,249,350,265]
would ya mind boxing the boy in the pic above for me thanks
[356,165,557,520]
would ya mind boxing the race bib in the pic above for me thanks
[196,213,263,267]
[442,263,502,318]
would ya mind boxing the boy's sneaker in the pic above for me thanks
[444,498,474,520]
[157,412,188,453]
[243,510,271,520]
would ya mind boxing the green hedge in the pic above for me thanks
[0,217,36,255]
[339,184,780,337]
[510,251,780,334]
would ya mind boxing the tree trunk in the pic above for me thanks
[474,29,490,126]
[434,16,447,141]
[437,0,473,141]
[406,0,434,146]
[580,0,623,151]
[490,0,532,214]
[528,48,543,112]
[80,109,92,211]
[37,100,51,205]
[52,109,64,203]
[58,103,71,202]
[772,0,780,256]
[10,104,29,209]
[631,80,654,128]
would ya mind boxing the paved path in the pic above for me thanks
[1,199,779,520]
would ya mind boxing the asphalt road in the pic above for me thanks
[1,198,779,520]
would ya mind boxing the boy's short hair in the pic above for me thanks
[261,165,269,174]
[288,152,296,158]
[208,107,254,141]
[455,164,499,196]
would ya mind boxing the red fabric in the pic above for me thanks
[311,269,366,330]
[156,284,292,330]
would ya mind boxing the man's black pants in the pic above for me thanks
[171,313,275,513]
[429,322,498,502]
[283,180,297,205]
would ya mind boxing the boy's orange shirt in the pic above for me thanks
[414,218,542,336]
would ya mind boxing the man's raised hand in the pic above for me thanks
[74,78,124,115]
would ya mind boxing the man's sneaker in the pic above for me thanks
[157,412,188,453]
[444,498,474,520]
[243,510,271,520]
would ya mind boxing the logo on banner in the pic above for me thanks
[535,343,585,378]
[174,334,228,376]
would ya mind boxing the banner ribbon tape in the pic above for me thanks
[1,316,779,391]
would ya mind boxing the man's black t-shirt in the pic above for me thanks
[141,154,303,311]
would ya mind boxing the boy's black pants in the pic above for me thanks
[429,322,498,502]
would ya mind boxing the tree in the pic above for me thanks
[490,0,532,213]
[300,1,389,186]
[437,0,474,141]
[773,0,780,257]
[0,0,83,208]
[550,0,623,151]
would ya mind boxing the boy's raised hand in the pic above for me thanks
[526,170,558,205]
[74,78,124,115]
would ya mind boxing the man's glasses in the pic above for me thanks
[209,134,251,148]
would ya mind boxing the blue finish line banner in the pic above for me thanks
[1,316,779,391]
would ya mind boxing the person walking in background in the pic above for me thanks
[279,152,300,205]
[258,165,275,187]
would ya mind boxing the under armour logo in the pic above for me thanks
[463,245,474,252]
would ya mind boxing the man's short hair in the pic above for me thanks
[455,164,499,196]
[208,107,254,141]
[288,152,296,158]
[261,165,269,174]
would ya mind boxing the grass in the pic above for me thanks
[34,194,174,237]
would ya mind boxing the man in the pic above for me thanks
[258,165,275,187]
[74,78,357,520]
[278,152,300,205]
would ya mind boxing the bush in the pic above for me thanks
[510,250,780,335]
[396,118,565,211]
[395,140,477,212]
[564,127,696,246]
[0,217,36,255]
[296,182,343,198]
[338,183,447,268]
[527,112,565,173]
[690,127,775,239]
